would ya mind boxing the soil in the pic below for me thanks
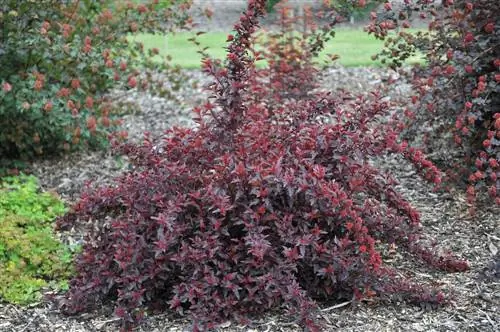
[0,67,498,332]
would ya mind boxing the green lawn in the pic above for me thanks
[130,29,423,69]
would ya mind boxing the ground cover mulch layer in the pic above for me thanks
[1,67,498,332]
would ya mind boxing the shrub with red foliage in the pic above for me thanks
[251,1,335,104]
[252,7,319,103]
[56,1,468,331]
[367,0,499,206]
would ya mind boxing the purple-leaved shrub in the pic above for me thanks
[367,0,499,207]
[56,1,469,331]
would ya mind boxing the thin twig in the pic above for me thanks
[94,317,121,325]
[477,308,496,329]
[321,300,352,312]
[19,316,36,332]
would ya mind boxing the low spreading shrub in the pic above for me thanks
[56,1,468,331]
[0,0,191,164]
[0,175,75,305]
[366,0,499,206]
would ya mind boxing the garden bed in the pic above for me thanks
[1,67,498,332]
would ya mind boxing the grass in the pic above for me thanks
[130,28,424,69]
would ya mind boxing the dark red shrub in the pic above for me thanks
[367,0,499,206]
[252,3,322,103]
[56,1,468,331]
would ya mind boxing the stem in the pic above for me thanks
[65,0,81,25]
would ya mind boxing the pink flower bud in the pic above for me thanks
[44,101,53,112]
[484,22,494,34]
[128,76,137,88]
[464,32,474,43]
[2,82,12,92]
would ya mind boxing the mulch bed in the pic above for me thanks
[1,67,498,332]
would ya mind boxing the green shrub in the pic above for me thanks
[0,175,75,305]
[265,0,281,12]
[132,0,175,10]
[0,174,66,221]
[0,0,191,161]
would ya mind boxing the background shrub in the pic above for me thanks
[0,175,74,305]
[56,1,468,331]
[0,0,191,164]
[367,0,499,205]
[265,0,282,13]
